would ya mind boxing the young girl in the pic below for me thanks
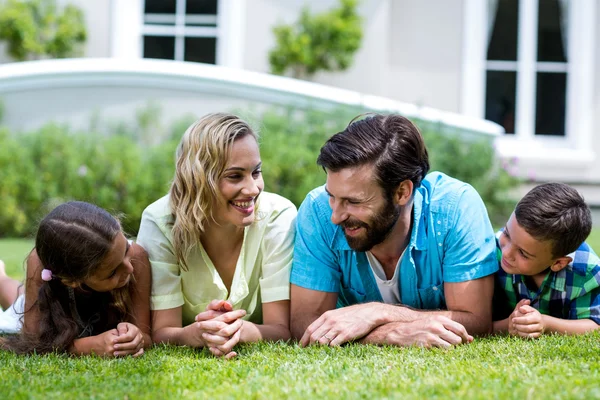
[137,113,296,359]
[1,201,151,357]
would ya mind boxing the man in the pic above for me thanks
[290,114,498,348]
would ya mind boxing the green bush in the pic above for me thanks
[0,107,516,237]
[0,0,86,61]
[268,0,363,79]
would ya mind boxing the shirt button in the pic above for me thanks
[437,220,441,224]
[432,286,438,291]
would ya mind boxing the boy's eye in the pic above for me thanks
[518,249,528,259]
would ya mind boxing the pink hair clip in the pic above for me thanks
[41,269,53,281]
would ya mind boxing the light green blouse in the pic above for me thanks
[137,192,297,325]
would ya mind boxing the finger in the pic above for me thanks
[420,334,452,350]
[517,329,541,339]
[215,319,243,337]
[117,322,129,336]
[197,320,228,333]
[514,323,542,334]
[131,347,144,358]
[216,328,241,354]
[195,310,225,322]
[301,317,326,347]
[518,305,536,314]
[441,320,471,343]
[209,347,225,357]
[206,299,233,312]
[202,332,229,345]
[437,329,464,346]
[214,310,246,323]
[113,328,138,344]
[516,298,530,307]
[512,315,536,325]
[224,351,238,360]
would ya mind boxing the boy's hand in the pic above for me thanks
[113,322,145,357]
[512,304,545,338]
[508,299,530,336]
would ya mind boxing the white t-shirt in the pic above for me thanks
[366,250,405,304]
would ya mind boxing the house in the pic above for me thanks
[0,0,598,212]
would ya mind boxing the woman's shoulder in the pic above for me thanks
[141,194,172,220]
[258,192,297,215]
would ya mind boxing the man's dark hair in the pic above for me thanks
[317,114,430,198]
[515,183,592,258]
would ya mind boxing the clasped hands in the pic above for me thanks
[194,299,246,359]
[508,299,545,338]
[301,303,472,349]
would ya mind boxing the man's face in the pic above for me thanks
[325,164,399,252]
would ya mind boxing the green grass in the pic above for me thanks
[0,335,599,399]
[1,234,600,398]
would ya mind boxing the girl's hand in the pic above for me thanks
[113,322,145,357]
[97,329,120,356]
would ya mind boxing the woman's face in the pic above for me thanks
[214,134,264,228]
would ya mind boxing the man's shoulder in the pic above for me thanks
[421,172,480,214]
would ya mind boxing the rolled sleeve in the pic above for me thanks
[442,185,499,283]
[290,190,341,293]
[259,202,297,303]
[137,207,184,310]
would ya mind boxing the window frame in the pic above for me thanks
[460,0,596,162]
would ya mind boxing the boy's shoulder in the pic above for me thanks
[567,241,600,277]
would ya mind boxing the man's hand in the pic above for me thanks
[511,301,545,338]
[300,303,385,347]
[369,316,473,349]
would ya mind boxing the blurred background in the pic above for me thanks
[0,0,598,271]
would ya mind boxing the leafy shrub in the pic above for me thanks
[269,0,363,79]
[0,107,516,237]
[0,0,86,61]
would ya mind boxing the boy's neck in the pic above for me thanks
[528,269,551,290]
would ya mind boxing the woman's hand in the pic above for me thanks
[195,300,246,359]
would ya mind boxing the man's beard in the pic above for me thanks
[341,197,400,252]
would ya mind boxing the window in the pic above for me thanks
[485,0,568,136]
[142,0,219,64]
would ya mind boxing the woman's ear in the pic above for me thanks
[395,180,414,206]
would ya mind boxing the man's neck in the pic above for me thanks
[369,204,413,269]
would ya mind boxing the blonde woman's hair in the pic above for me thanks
[169,113,258,270]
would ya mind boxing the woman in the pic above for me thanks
[137,113,296,358]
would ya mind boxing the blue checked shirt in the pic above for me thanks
[494,233,600,324]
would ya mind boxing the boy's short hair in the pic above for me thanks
[515,183,592,258]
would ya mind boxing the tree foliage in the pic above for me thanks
[0,0,86,61]
[269,0,363,79]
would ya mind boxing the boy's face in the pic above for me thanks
[498,213,559,276]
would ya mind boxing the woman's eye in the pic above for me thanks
[252,170,262,177]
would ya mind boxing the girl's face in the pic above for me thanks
[84,232,134,292]
[213,134,264,228]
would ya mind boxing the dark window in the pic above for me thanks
[186,0,218,15]
[144,0,176,14]
[143,36,175,60]
[535,72,566,135]
[184,37,217,64]
[487,0,520,61]
[485,71,517,134]
[537,0,567,62]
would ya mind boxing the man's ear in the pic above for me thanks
[550,256,572,272]
[394,180,414,206]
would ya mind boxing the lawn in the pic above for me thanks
[1,233,600,399]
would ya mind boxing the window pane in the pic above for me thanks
[143,36,175,60]
[184,37,216,64]
[537,0,567,62]
[535,72,566,136]
[145,0,176,14]
[487,0,519,61]
[485,71,517,134]
[186,0,218,14]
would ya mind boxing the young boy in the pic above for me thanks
[492,183,600,337]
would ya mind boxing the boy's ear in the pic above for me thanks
[550,256,572,272]
[394,180,414,206]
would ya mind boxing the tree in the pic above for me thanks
[269,0,363,79]
[0,0,86,61]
